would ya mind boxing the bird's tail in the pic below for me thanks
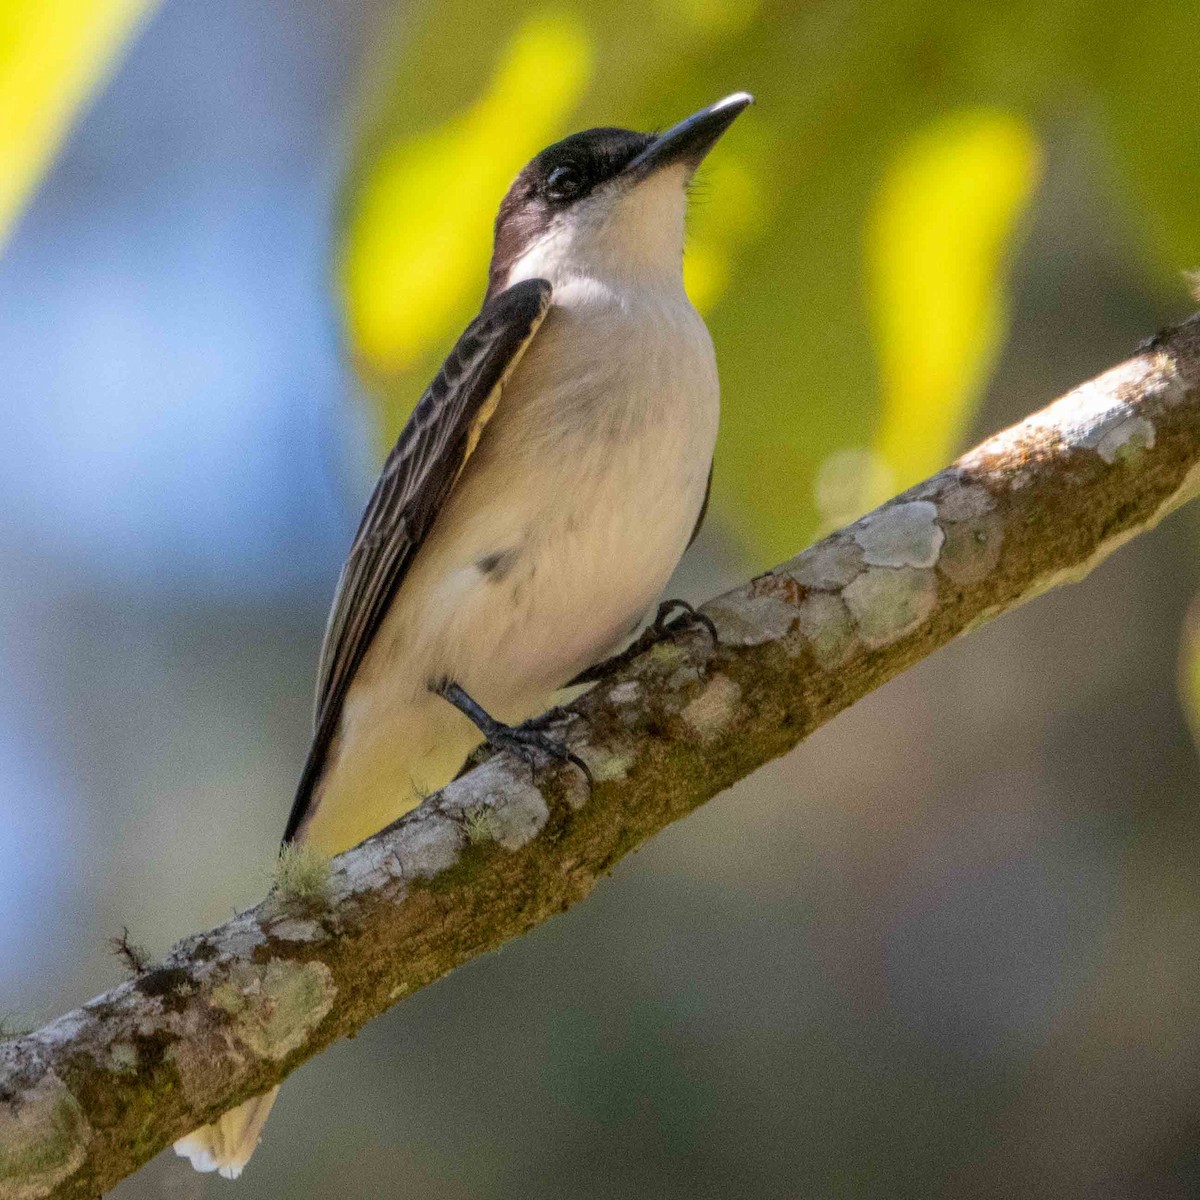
[173,1086,280,1179]
[175,703,471,1177]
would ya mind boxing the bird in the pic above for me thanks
[174,89,753,1179]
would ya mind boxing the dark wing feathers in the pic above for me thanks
[687,461,713,549]
[283,278,552,843]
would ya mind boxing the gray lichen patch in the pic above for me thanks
[931,482,1004,584]
[393,812,466,882]
[706,591,797,647]
[936,481,995,522]
[606,680,642,706]
[444,765,550,849]
[587,748,637,783]
[784,538,864,590]
[210,960,335,1062]
[0,1069,90,1200]
[1076,401,1151,459]
[1096,416,1155,464]
[106,1042,140,1074]
[938,511,1005,585]
[480,787,549,850]
[665,663,705,692]
[599,680,648,734]
[327,832,411,902]
[853,501,945,569]
[842,566,938,648]
[266,918,326,944]
[795,591,859,668]
[681,675,742,742]
[212,915,268,964]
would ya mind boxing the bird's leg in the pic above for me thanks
[434,680,593,785]
[567,599,719,686]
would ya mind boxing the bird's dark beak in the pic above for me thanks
[622,92,753,181]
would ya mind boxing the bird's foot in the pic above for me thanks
[649,598,719,647]
[568,599,719,686]
[486,721,594,786]
[435,681,592,786]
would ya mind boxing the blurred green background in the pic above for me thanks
[3,1,1200,1196]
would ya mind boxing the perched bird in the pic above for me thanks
[175,90,752,1179]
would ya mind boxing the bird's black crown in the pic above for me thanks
[487,127,653,295]
[514,127,653,207]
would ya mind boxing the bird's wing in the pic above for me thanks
[283,278,552,844]
[687,460,713,549]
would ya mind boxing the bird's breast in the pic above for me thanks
[420,286,720,707]
[507,281,718,447]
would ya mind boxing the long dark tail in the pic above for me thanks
[280,709,338,845]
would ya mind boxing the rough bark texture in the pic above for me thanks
[4,317,1200,1199]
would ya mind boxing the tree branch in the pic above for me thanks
[5,317,1200,1199]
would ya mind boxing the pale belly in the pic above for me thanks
[297,289,718,855]
[444,435,709,703]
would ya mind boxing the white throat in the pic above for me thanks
[504,164,690,298]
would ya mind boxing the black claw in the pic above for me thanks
[435,680,592,787]
[651,599,719,648]
[566,599,720,687]
[491,722,593,787]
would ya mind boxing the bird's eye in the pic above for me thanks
[544,164,584,201]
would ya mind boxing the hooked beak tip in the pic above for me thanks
[715,91,756,114]
[623,91,754,180]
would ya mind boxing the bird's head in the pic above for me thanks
[489,92,752,298]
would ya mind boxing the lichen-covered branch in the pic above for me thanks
[5,318,1200,1199]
